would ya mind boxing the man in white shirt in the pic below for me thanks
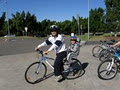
[35,25,67,82]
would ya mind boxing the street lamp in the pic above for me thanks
[5,0,10,36]
[77,14,80,40]
[88,0,90,40]
[80,25,82,40]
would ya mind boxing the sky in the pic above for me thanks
[0,0,106,22]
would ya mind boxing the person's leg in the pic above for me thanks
[67,53,71,61]
[67,53,78,63]
[54,51,67,76]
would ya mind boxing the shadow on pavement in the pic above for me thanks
[31,62,89,84]
[82,62,89,70]
[68,62,89,80]
[59,62,89,82]
[33,72,54,84]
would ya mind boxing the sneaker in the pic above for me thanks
[54,75,63,82]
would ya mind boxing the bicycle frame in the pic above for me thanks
[106,58,114,71]
[39,55,54,69]
[35,54,54,74]
[114,52,120,61]
[106,50,120,71]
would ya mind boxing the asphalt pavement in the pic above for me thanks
[0,38,120,90]
[0,37,70,56]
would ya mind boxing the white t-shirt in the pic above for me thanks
[37,34,67,53]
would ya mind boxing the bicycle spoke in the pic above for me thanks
[98,60,118,80]
[25,62,47,84]
[92,46,103,58]
[62,59,82,79]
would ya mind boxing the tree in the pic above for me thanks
[71,16,77,34]
[104,0,120,33]
[89,8,105,35]
[40,19,51,36]
[0,12,6,36]
[11,12,23,35]
[60,20,71,35]
[79,17,88,34]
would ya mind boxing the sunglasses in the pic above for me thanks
[70,39,76,41]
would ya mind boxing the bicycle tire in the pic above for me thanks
[99,49,111,61]
[25,62,47,84]
[92,46,103,58]
[97,60,118,80]
[62,58,82,79]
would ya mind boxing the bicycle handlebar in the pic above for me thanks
[36,49,43,56]
[107,47,120,53]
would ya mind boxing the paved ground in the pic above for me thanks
[0,39,120,90]
[0,38,47,56]
[0,37,71,56]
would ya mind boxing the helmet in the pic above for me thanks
[70,36,77,41]
[49,25,58,32]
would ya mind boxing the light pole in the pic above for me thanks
[80,25,82,40]
[88,0,90,40]
[77,14,80,41]
[5,0,10,36]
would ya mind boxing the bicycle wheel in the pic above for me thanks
[99,49,111,61]
[25,62,47,84]
[92,46,103,58]
[62,58,82,79]
[97,60,118,80]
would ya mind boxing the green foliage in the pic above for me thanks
[0,0,120,37]
[104,0,120,32]
[0,12,6,36]
[90,8,105,34]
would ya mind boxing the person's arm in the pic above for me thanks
[35,42,47,50]
[43,44,57,55]
[35,37,52,51]
[112,41,120,47]
[47,35,63,52]
[73,44,78,52]
[71,43,80,53]
[43,41,61,55]
[37,42,47,48]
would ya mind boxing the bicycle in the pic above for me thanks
[98,46,111,61]
[97,47,120,80]
[25,50,82,84]
[92,40,115,58]
[99,46,120,61]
